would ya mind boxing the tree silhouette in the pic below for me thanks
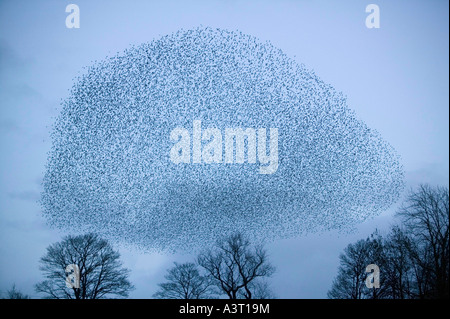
[153,262,213,299]
[239,279,276,299]
[35,233,134,299]
[327,233,388,299]
[329,184,449,299]
[382,226,415,299]
[198,232,275,299]
[397,184,449,298]
[3,284,30,299]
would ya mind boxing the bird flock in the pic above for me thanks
[41,27,404,252]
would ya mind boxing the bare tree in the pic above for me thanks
[396,184,449,298]
[329,184,449,299]
[197,232,275,299]
[240,279,276,299]
[328,238,370,299]
[3,284,30,299]
[365,231,390,299]
[35,233,134,299]
[153,262,213,299]
[328,232,389,299]
[382,226,415,299]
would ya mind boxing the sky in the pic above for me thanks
[0,0,448,299]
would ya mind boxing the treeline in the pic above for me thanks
[153,233,276,299]
[9,232,274,299]
[3,184,447,299]
[328,184,449,299]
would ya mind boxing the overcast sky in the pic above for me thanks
[0,0,448,299]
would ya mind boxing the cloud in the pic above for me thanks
[406,163,449,187]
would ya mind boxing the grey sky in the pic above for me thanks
[0,0,448,298]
